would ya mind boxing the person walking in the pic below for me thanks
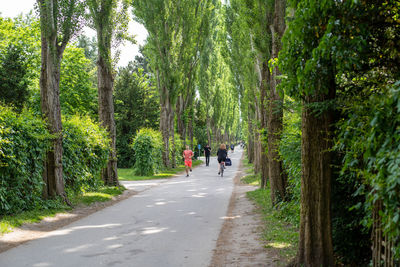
[204,144,211,166]
[217,144,227,175]
[183,145,194,177]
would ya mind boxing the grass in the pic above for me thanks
[241,173,261,186]
[247,188,298,264]
[241,157,298,265]
[0,186,125,235]
[118,159,203,181]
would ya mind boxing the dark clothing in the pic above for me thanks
[204,146,211,156]
[217,148,227,163]
[204,145,211,166]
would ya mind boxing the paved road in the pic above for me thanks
[0,148,243,267]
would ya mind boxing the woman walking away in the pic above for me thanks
[204,144,211,166]
[183,145,194,177]
[217,144,227,175]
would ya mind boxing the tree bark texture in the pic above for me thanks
[38,0,66,199]
[160,86,171,168]
[98,55,118,186]
[247,106,255,163]
[260,62,269,189]
[40,37,65,199]
[295,85,335,267]
[268,0,286,204]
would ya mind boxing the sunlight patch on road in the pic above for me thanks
[107,244,123,249]
[155,202,166,205]
[104,236,119,241]
[220,215,241,220]
[141,227,168,235]
[33,262,51,267]
[192,192,208,198]
[64,244,92,253]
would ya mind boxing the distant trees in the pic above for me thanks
[0,44,29,111]
[114,59,159,168]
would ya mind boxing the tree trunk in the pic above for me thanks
[160,87,171,168]
[40,34,65,199]
[169,105,176,168]
[176,95,186,144]
[294,83,335,267]
[206,113,211,146]
[247,106,254,163]
[268,0,286,204]
[260,62,269,189]
[98,55,118,186]
[254,99,262,174]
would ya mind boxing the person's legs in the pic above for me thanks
[185,161,189,176]
[189,160,192,172]
[206,155,210,166]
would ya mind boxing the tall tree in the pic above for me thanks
[87,0,129,185]
[268,0,286,202]
[280,1,336,265]
[37,0,83,200]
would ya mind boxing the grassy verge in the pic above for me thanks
[118,159,203,181]
[241,161,298,265]
[241,173,261,186]
[247,188,298,263]
[0,186,125,235]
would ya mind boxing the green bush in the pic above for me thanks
[131,128,163,176]
[62,115,110,193]
[278,100,301,227]
[0,106,52,214]
[170,133,185,165]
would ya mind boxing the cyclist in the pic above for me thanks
[217,143,227,175]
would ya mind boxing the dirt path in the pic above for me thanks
[210,158,279,267]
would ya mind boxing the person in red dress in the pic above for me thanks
[182,145,194,177]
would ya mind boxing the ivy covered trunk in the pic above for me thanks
[260,62,269,189]
[247,105,254,163]
[268,0,286,204]
[39,34,65,199]
[295,84,335,267]
[98,55,118,186]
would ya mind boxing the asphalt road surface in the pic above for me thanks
[0,148,243,267]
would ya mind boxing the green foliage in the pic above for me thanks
[0,44,29,110]
[337,82,400,259]
[0,106,52,215]
[60,47,98,116]
[131,128,164,176]
[62,115,111,193]
[114,61,159,168]
[170,133,184,164]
